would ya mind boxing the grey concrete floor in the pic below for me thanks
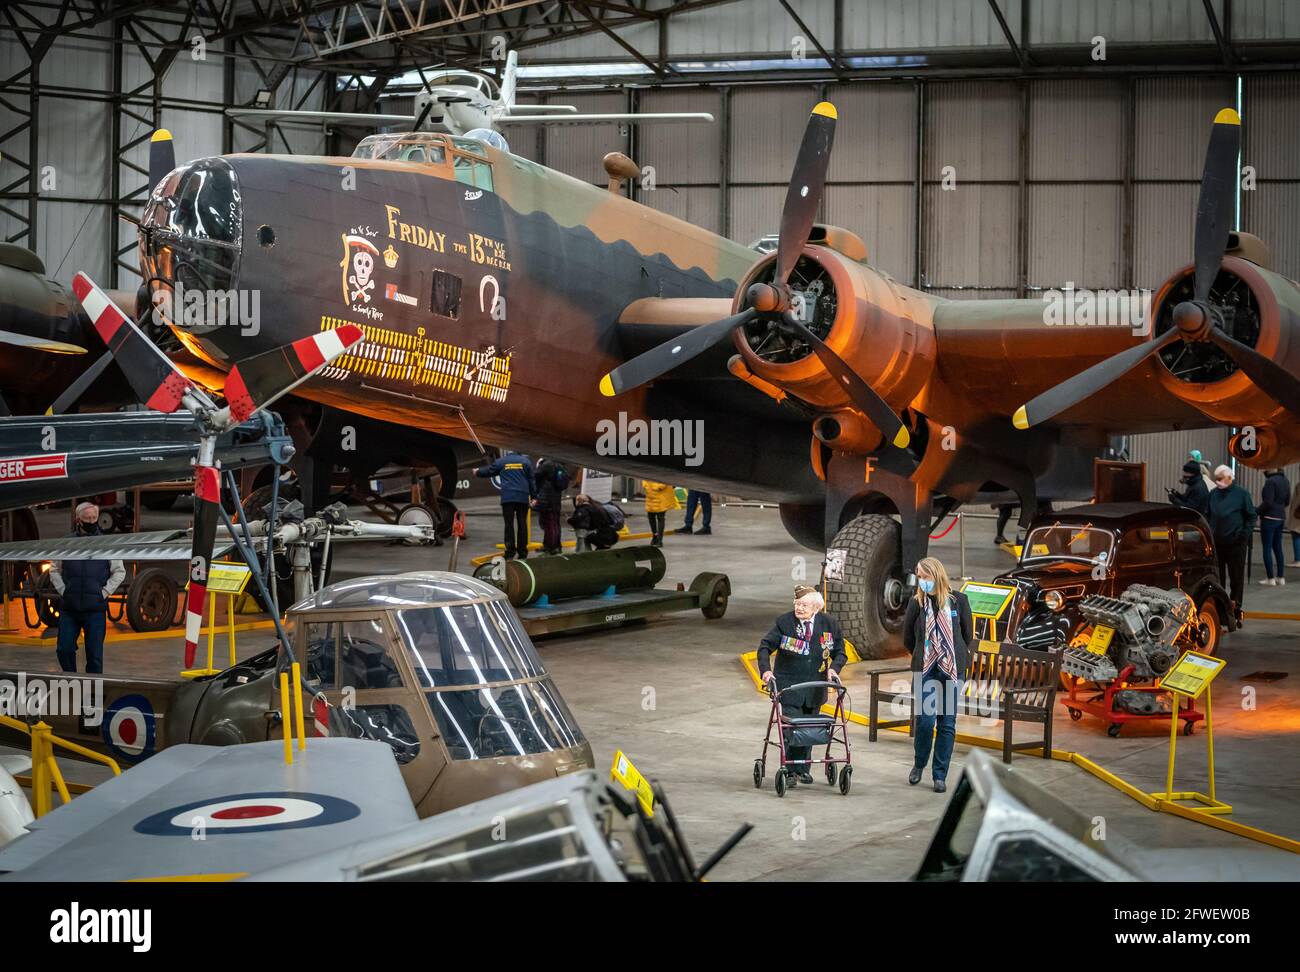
[3,497,1299,880]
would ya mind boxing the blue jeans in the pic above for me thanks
[56,607,106,673]
[1261,518,1284,578]
[1293,531,1300,563]
[684,490,711,529]
[914,666,957,781]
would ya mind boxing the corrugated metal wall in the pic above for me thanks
[0,24,325,284]
[522,0,1300,64]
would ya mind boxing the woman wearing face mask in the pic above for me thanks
[902,557,972,793]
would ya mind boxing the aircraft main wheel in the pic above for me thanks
[774,768,788,797]
[823,514,907,659]
[752,759,763,789]
[126,567,178,632]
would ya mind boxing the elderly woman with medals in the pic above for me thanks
[902,557,973,793]
[757,585,847,786]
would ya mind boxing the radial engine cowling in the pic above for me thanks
[731,246,935,450]
[1150,254,1300,467]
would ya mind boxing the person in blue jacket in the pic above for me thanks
[49,502,125,674]
[476,451,535,559]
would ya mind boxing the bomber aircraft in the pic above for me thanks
[1,93,1295,657]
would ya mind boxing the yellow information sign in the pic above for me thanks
[1086,624,1115,655]
[1160,650,1226,699]
[960,581,1017,621]
[206,562,252,596]
[610,749,655,817]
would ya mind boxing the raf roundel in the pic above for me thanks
[133,792,362,836]
[102,694,157,762]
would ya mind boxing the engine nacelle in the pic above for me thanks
[731,246,936,447]
[1152,255,1300,466]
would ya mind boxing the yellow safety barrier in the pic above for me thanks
[181,590,240,679]
[737,650,1300,856]
[279,672,293,765]
[291,661,307,752]
[0,712,121,817]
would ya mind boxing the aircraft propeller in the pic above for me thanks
[149,129,176,192]
[71,272,362,666]
[1013,108,1300,429]
[0,329,86,355]
[599,102,911,450]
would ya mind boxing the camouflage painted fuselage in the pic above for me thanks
[154,143,826,503]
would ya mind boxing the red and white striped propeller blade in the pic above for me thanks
[71,272,202,413]
[221,325,364,424]
[183,465,222,669]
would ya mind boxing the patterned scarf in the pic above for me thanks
[922,595,960,680]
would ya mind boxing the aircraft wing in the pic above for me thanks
[225,108,423,127]
[0,739,416,881]
[498,112,714,126]
[0,529,241,562]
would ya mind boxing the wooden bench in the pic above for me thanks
[867,640,1062,762]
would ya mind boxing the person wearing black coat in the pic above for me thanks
[1168,460,1210,518]
[902,557,974,793]
[757,586,846,786]
[49,503,126,673]
[532,459,569,555]
[1258,468,1291,585]
[1207,465,1257,619]
[568,495,619,550]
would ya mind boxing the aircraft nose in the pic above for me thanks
[139,157,242,331]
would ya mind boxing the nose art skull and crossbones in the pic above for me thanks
[349,251,375,303]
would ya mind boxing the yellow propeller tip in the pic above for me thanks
[1213,108,1240,126]
[599,374,616,397]
[891,426,910,449]
[1012,405,1030,430]
[151,129,173,142]
[812,101,837,120]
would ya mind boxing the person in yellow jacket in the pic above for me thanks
[641,480,678,547]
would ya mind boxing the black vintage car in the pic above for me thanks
[995,502,1234,654]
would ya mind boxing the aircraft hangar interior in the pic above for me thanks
[1,0,1299,938]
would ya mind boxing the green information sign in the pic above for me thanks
[960,581,1017,620]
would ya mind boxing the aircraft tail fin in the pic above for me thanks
[501,49,518,108]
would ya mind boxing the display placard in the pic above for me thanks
[205,561,252,596]
[1160,650,1225,699]
[581,469,614,503]
[824,549,846,581]
[610,748,655,817]
[1086,624,1115,655]
[960,581,1017,620]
